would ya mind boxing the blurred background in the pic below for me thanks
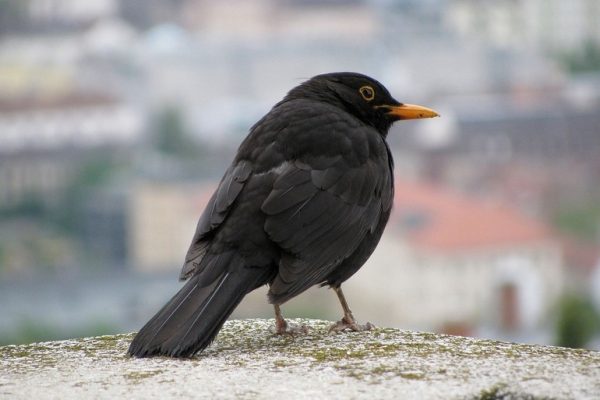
[1,0,600,350]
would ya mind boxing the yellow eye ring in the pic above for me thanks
[359,86,375,101]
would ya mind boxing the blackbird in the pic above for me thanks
[128,72,438,358]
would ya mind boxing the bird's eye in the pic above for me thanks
[359,86,375,101]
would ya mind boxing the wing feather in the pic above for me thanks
[262,160,387,303]
[180,161,252,280]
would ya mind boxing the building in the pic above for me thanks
[344,178,563,342]
[393,91,600,217]
[127,180,215,272]
[447,0,600,53]
[28,0,117,26]
[0,93,142,207]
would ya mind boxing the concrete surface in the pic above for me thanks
[1,319,599,399]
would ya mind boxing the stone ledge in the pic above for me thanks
[1,319,599,399]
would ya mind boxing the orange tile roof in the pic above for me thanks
[391,179,552,252]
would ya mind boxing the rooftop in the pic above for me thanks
[392,179,553,252]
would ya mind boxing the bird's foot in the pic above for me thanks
[274,318,309,336]
[328,316,375,333]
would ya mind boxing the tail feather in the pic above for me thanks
[128,267,268,358]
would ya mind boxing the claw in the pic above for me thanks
[274,317,309,336]
[328,286,374,333]
[328,316,375,333]
[273,304,309,336]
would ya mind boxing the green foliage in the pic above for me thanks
[0,193,47,220]
[75,156,116,187]
[0,152,123,274]
[555,293,600,349]
[0,320,62,345]
[560,41,600,73]
[153,105,198,157]
[0,154,117,230]
[551,200,600,241]
[53,154,117,234]
[0,319,119,346]
[0,244,5,272]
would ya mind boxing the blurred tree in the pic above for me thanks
[552,201,600,242]
[555,294,600,349]
[561,41,600,73]
[0,243,5,273]
[54,154,118,234]
[0,318,119,345]
[0,193,46,220]
[77,156,116,187]
[153,105,199,158]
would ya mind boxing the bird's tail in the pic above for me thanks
[128,267,268,358]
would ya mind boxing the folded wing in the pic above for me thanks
[262,157,390,304]
[180,160,253,281]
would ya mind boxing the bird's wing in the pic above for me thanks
[262,155,391,303]
[179,160,253,280]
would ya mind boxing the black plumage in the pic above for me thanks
[128,72,438,358]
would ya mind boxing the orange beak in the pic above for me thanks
[381,103,440,120]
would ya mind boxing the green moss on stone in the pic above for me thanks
[124,370,163,384]
[1,319,598,399]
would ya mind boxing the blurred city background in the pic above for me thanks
[1,0,600,350]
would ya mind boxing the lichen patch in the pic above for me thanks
[1,319,599,399]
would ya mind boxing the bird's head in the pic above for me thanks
[285,72,439,135]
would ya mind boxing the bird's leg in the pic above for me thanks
[274,304,288,333]
[328,286,375,333]
[273,304,309,336]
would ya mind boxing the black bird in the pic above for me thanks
[128,72,438,358]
